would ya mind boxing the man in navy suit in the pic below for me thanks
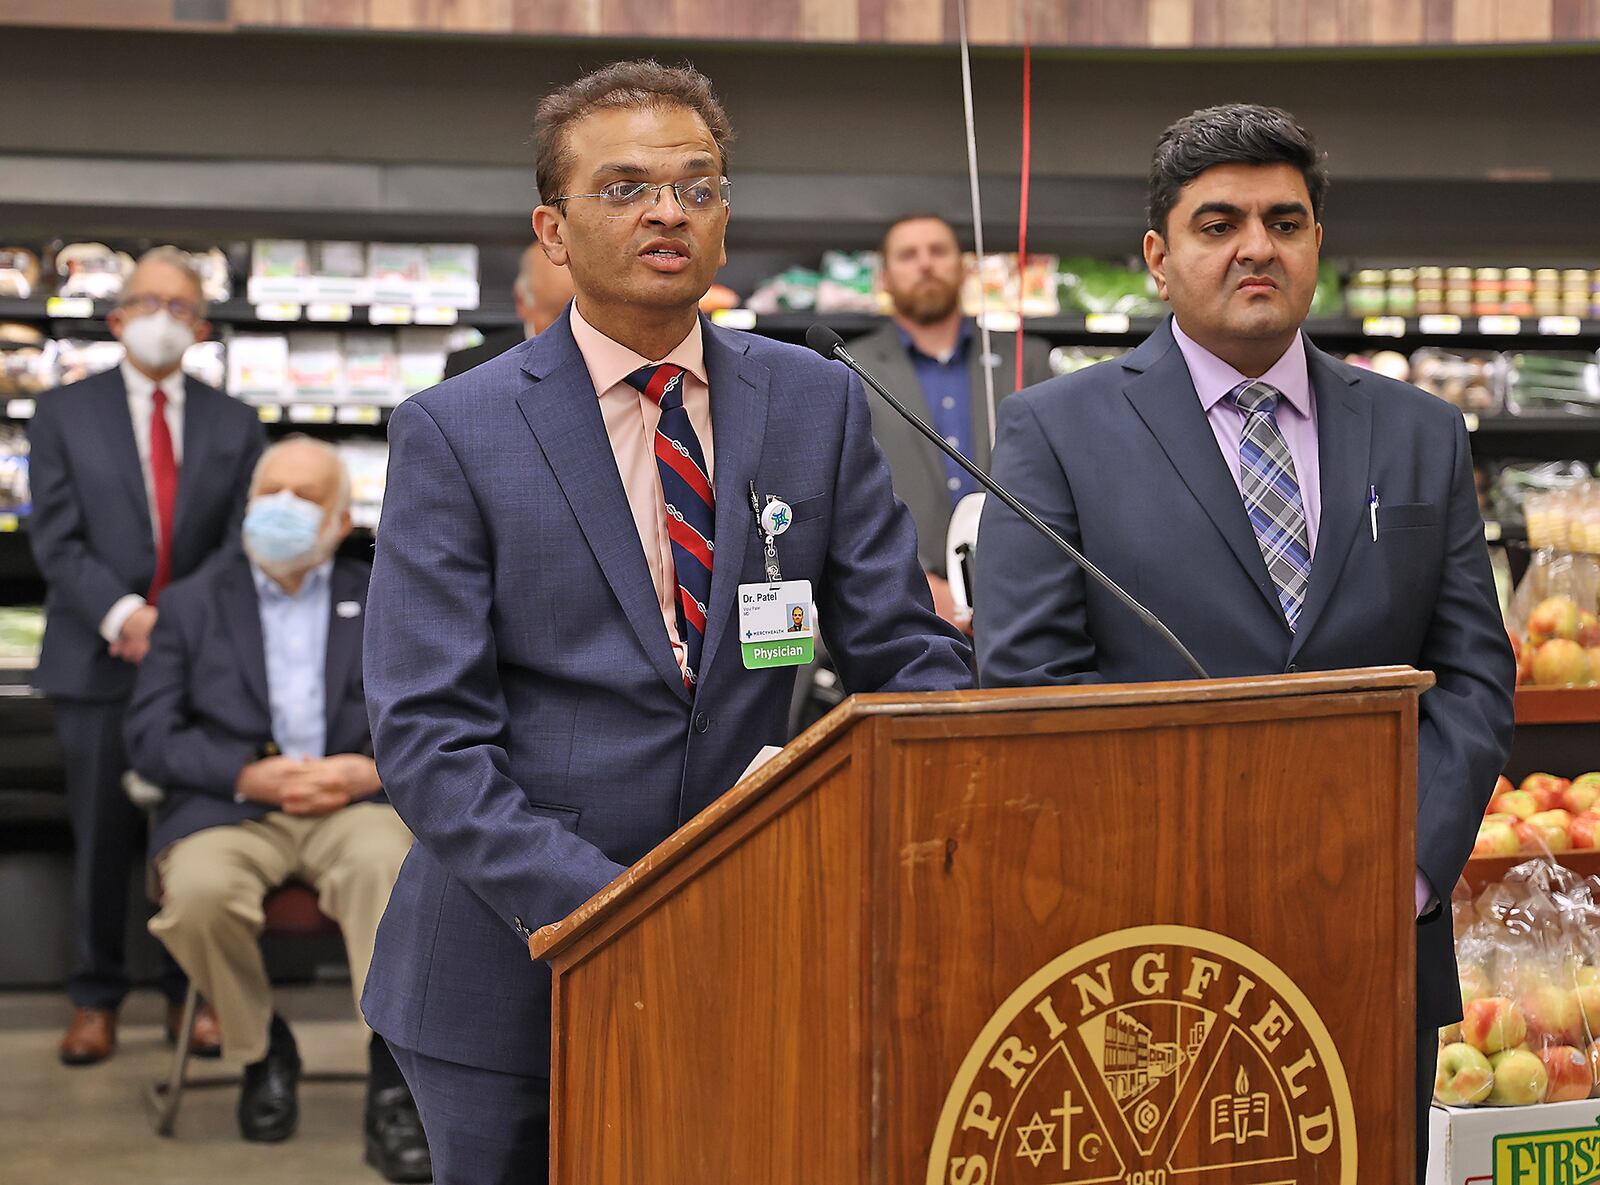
[362,60,972,1185]
[125,438,427,1179]
[974,105,1514,1182]
[27,247,265,1065]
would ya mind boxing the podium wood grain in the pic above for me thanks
[534,669,1429,1185]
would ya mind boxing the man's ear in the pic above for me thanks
[1143,229,1170,302]
[532,206,568,268]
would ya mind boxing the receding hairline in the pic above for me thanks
[250,435,350,513]
[548,104,723,195]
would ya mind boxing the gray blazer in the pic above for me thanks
[846,320,1054,575]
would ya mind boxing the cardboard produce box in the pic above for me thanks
[1429,1097,1600,1184]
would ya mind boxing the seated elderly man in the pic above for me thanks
[125,436,428,1182]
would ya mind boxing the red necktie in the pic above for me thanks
[147,385,179,604]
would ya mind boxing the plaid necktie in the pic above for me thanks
[1230,380,1311,630]
[624,363,714,689]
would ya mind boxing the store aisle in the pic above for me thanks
[0,985,381,1185]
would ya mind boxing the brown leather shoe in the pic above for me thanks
[60,1006,116,1066]
[166,999,223,1059]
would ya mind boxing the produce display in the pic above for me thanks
[1505,486,1600,685]
[0,605,43,665]
[1348,265,1599,320]
[1440,861,1600,1107]
[1507,351,1600,417]
[1475,773,1600,857]
[0,426,27,516]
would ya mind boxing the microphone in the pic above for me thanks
[806,323,1209,681]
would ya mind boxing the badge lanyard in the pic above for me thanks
[748,482,791,583]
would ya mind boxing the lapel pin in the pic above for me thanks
[336,601,361,618]
[760,499,793,536]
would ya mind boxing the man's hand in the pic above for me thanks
[110,604,159,664]
[280,754,381,817]
[234,755,308,807]
[927,571,973,636]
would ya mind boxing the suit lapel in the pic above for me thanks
[323,560,364,741]
[224,558,271,716]
[864,325,946,495]
[1287,349,1372,660]
[97,373,153,540]
[1121,321,1288,629]
[694,318,770,690]
[515,315,690,702]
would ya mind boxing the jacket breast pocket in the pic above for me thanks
[788,493,829,524]
[1378,502,1437,532]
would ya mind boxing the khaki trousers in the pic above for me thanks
[149,802,413,1066]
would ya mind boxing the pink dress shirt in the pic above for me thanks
[569,304,714,675]
[1171,318,1321,556]
[1170,317,1432,917]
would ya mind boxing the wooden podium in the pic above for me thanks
[532,668,1430,1185]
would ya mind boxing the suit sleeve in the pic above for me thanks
[974,392,1105,687]
[816,370,973,693]
[363,400,627,945]
[26,398,135,631]
[1414,414,1516,901]
[226,413,268,541]
[124,589,260,798]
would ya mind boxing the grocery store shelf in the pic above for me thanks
[1516,687,1600,725]
[1466,416,1600,460]
[1462,849,1600,896]
[0,296,520,331]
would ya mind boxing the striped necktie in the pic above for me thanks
[1230,380,1311,630]
[624,363,714,690]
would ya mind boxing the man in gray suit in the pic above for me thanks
[846,215,1053,630]
[28,247,265,1065]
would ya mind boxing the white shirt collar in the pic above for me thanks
[119,358,187,409]
[251,557,334,602]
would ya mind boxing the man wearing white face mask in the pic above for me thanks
[28,246,265,1066]
[125,437,428,1181]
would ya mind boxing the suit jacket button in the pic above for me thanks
[693,712,709,733]
[1286,664,1299,673]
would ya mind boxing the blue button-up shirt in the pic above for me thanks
[251,559,331,760]
[899,320,979,505]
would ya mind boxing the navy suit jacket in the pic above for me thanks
[27,367,265,702]
[124,553,376,857]
[975,316,1515,1026]
[362,309,972,1076]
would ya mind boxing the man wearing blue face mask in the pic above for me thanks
[28,246,265,1066]
[124,438,429,1181]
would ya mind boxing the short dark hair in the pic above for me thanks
[1147,104,1329,235]
[880,213,959,258]
[534,60,734,203]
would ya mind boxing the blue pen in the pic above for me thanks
[1369,485,1380,541]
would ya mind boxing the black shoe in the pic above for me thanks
[364,1085,432,1182]
[238,1017,300,1143]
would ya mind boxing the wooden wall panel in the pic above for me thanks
[5,0,1594,47]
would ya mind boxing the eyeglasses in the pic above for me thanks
[119,295,204,324]
[549,176,731,216]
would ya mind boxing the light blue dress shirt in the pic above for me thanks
[252,559,332,760]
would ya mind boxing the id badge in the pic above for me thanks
[738,579,814,669]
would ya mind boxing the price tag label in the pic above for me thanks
[336,405,383,425]
[1462,412,1480,433]
[256,404,284,423]
[710,308,757,330]
[1539,316,1582,337]
[1478,315,1522,336]
[254,303,302,322]
[368,304,414,326]
[1484,520,1502,543]
[1418,315,1462,335]
[0,513,17,533]
[5,399,35,419]
[413,306,459,326]
[306,302,354,322]
[1085,313,1131,334]
[289,404,336,424]
[1362,316,1405,338]
[46,296,95,318]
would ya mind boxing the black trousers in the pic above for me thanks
[55,697,185,1009]
[1416,1016,1437,1184]
[390,1041,549,1185]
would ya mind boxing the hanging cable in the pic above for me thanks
[955,0,998,450]
[1016,33,1033,394]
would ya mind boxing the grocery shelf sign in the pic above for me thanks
[1492,1118,1600,1184]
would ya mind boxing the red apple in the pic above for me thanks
[1576,984,1600,1040]
[1489,1048,1549,1105]
[1463,996,1528,1054]
[1515,819,1571,853]
[1492,790,1540,821]
[1565,782,1600,815]
[1533,638,1593,687]
[1475,820,1520,857]
[1524,985,1585,1045]
[1581,611,1600,648]
[1522,773,1572,810]
[1529,596,1583,645]
[1575,773,1600,790]
[1540,1045,1593,1102]
[1435,1042,1495,1105]
[1571,813,1600,851]
[1531,808,1575,831]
